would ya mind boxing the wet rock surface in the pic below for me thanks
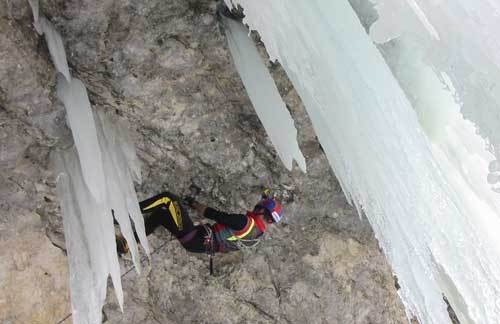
[1,0,407,323]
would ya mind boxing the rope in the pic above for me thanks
[55,313,71,324]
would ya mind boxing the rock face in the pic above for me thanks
[1,2,70,323]
[0,212,70,324]
[0,0,408,323]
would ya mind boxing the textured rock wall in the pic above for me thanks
[0,0,408,323]
[0,2,70,323]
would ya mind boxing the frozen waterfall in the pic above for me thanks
[28,2,150,324]
[226,0,500,323]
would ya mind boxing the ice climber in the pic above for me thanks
[116,191,283,271]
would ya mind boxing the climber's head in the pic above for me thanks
[254,198,283,224]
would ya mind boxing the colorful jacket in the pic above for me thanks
[204,208,267,252]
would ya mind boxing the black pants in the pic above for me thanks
[138,192,207,253]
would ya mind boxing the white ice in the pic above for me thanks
[371,0,500,157]
[27,5,150,324]
[39,17,71,82]
[227,0,500,323]
[366,1,500,321]
[222,16,306,172]
[27,0,70,81]
[56,76,107,202]
[54,148,123,324]
[53,108,151,323]
[95,110,150,260]
[27,0,42,34]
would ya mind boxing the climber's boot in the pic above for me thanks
[116,234,129,256]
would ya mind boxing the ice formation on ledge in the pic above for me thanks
[227,0,500,323]
[28,1,150,323]
[222,16,306,172]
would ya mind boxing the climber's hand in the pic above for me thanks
[183,196,197,207]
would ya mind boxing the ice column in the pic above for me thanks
[28,1,150,323]
[222,16,306,172]
[227,0,500,323]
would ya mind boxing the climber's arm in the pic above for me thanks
[203,207,248,230]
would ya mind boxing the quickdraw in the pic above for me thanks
[233,236,262,251]
[202,224,215,275]
[240,237,261,246]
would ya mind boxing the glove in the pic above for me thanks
[183,196,197,208]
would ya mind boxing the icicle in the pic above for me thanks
[54,148,123,323]
[222,16,306,172]
[27,0,42,34]
[39,17,71,81]
[27,4,150,323]
[95,110,150,260]
[111,115,142,184]
[28,0,70,80]
[56,76,106,202]
[98,111,149,256]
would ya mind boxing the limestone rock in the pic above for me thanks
[0,211,70,324]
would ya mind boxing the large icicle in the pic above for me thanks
[227,1,500,323]
[27,3,149,323]
[56,76,106,202]
[53,109,150,322]
[54,148,123,324]
[95,110,150,259]
[222,16,306,172]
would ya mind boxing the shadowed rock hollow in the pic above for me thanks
[0,0,408,323]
